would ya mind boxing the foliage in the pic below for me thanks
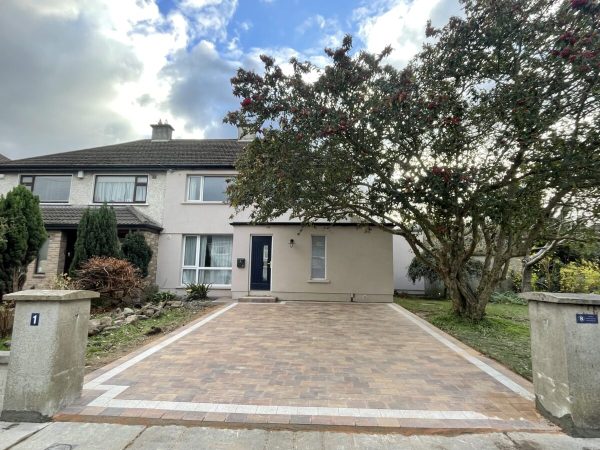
[508,269,523,293]
[141,283,160,303]
[560,260,600,292]
[396,297,531,379]
[185,283,211,301]
[490,291,527,305]
[152,291,178,303]
[408,256,483,283]
[74,257,142,299]
[0,186,46,296]
[0,304,14,338]
[50,273,76,290]
[70,205,121,273]
[225,1,600,320]
[121,232,153,278]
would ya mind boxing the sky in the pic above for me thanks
[0,0,461,159]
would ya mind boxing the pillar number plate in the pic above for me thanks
[576,313,598,324]
[30,313,40,326]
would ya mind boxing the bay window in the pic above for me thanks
[182,235,233,286]
[94,175,147,203]
[187,176,229,202]
[20,175,71,203]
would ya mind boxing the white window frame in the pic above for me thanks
[20,174,72,204]
[310,235,327,281]
[186,175,230,203]
[92,174,149,204]
[181,234,233,288]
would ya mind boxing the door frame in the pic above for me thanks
[249,234,273,292]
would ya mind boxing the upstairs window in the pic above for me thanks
[94,175,147,203]
[187,176,229,202]
[20,175,71,203]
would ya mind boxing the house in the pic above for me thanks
[0,123,422,301]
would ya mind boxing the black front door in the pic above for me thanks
[250,236,272,290]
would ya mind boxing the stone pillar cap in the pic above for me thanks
[4,289,100,302]
[520,291,600,306]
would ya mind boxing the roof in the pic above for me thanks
[0,139,246,172]
[41,205,162,232]
[0,154,10,163]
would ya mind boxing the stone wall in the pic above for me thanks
[139,230,160,285]
[23,230,65,290]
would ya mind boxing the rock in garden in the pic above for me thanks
[167,300,183,308]
[88,319,102,336]
[99,316,112,327]
[102,326,119,332]
[124,315,138,325]
[123,307,134,316]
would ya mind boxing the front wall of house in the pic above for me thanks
[22,230,66,290]
[156,169,237,295]
[0,171,166,225]
[231,225,393,302]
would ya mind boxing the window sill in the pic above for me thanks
[89,203,148,206]
[181,201,228,205]
[308,279,330,284]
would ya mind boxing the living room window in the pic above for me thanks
[187,176,229,202]
[182,235,233,286]
[311,236,327,280]
[20,175,71,203]
[94,175,147,203]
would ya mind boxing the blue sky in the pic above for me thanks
[0,0,460,159]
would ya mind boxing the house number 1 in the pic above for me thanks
[30,313,40,326]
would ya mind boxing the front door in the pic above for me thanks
[250,236,272,290]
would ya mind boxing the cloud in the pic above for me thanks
[355,0,461,68]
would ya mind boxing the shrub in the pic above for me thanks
[490,291,527,305]
[185,283,211,301]
[121,232,153,277]
[51,273,76,290]
[560,260,600,293]
[0,304,14,338]
[70,205,121,273]
[74,257,142,299]
[141,283,160,302]
[0,186,46,296]
[152,291,178,303]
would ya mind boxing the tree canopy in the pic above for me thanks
[225,0,600,320]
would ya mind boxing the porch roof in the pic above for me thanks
[40,205,162,232]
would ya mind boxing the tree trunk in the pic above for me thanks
[521,263,533,292]
[447,275,488,321]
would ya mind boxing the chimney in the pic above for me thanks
[237,126,254,142]
[151,120,174,141]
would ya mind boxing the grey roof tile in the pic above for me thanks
[41,205,162,231]
[0,139,246,171]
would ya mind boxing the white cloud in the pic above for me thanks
[355,0,460,68]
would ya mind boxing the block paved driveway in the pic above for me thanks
[57,302,556,432]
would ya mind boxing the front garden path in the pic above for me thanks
[55,302,556,433]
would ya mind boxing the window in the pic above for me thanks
[182,235,233,286]
[20,175,71,203]
[187,176,229,202]
[311,236,326,279]
[94,175,147,203]
[35,239,49,274]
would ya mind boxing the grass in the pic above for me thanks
[86,305,215,370]
[395,297,532,380]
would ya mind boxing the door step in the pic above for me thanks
[237,296,278,303]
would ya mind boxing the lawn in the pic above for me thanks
[395,297,532,380]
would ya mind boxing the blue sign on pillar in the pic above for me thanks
[30,313,40,326]
[576,313,598,324]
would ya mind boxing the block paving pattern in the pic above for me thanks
[56,302,556,432]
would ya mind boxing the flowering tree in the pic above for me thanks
[225,0,600,320]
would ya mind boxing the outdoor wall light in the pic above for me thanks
[289,239,295,248]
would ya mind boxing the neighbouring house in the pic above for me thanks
[0,123,423,301]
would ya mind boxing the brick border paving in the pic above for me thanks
[55,302,556,433]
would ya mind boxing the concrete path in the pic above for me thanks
[1,422,599,450]
[59,302,553,432]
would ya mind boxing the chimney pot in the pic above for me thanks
[151,121,174,141]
